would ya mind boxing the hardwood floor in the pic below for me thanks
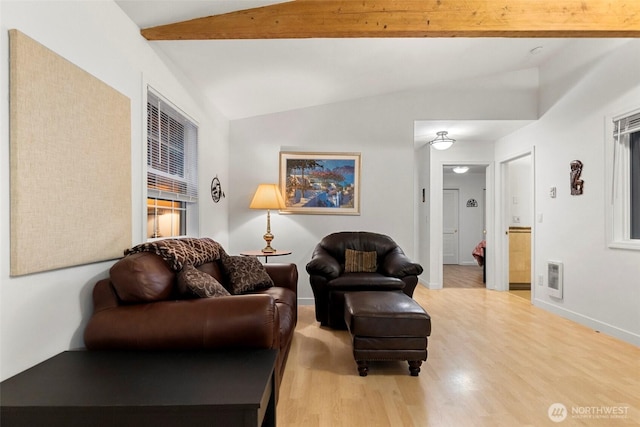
[278,287,640,426]
[444,264,531,299]
[443,264,484,288]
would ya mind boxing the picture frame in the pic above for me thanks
[279,151,361,215]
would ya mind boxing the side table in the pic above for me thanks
[1,349,277,427]
[240,249,292,263]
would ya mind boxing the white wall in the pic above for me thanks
[0,1,229,380]
[496,39,640,345]
[421,40,640,348]
[416,144,431,282]
[228,101,418,305]
[227,70,538,304]
[507,156,533,227]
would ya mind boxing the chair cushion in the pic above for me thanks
[344,249,377,273]
[319,231,399,260]
[328,273,405,291]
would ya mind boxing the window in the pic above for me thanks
[146,89,198,239]
[147,198,186,238]
[608,108,640,249]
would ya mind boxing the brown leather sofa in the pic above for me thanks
[306,231,423,329]
[84,250,298,399]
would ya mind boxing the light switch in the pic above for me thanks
[550,187,557,198]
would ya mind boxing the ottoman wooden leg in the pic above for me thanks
[408,360,422,376]
[356,360,369,377]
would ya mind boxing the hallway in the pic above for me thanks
[443,264,531,300]
[443,265,484,288]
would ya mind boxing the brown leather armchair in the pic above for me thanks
[306,231,423,329]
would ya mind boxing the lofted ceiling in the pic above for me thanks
[116,1,635,143]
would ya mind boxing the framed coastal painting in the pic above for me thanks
[279,151,361,215]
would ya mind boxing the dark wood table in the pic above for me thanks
[240,250,292,263]
[1,349,277,427]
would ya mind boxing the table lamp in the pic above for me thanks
[249,184,285,253]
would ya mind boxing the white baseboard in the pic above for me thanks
[418,279,442,290]
[534,298,640,347]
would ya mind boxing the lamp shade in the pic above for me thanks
[249,184,285,210]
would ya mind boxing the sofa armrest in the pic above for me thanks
[84,294,278,350]
[265,263,298,294]
[306,246,341,279]
[90,279,121,312]
[381,247,424,278]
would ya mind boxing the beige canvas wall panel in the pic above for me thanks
[9,29,132,276]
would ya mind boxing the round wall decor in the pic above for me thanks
[211,175,225,203]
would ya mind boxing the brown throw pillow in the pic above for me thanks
[221,255,274,294]
[177,264,230,298]
[344,249,377,273]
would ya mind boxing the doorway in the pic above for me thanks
[419,150,494,290]
[499,153,534,298]
[442,165,488,288]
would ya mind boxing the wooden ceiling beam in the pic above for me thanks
[141,0,640,40]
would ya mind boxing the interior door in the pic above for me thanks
[443,189,459,264]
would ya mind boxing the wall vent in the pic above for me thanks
[547,261,564,299]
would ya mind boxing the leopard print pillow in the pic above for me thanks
[177,264,230,298]
[221,255,274,294]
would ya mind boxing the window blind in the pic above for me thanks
[613,110,640,136]
[147,90,198,202]
[612,109,639,203]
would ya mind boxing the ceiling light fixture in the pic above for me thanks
[429,131,455,150]
[452,166,470,174]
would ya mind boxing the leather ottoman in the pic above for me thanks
[344,291,431,376]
